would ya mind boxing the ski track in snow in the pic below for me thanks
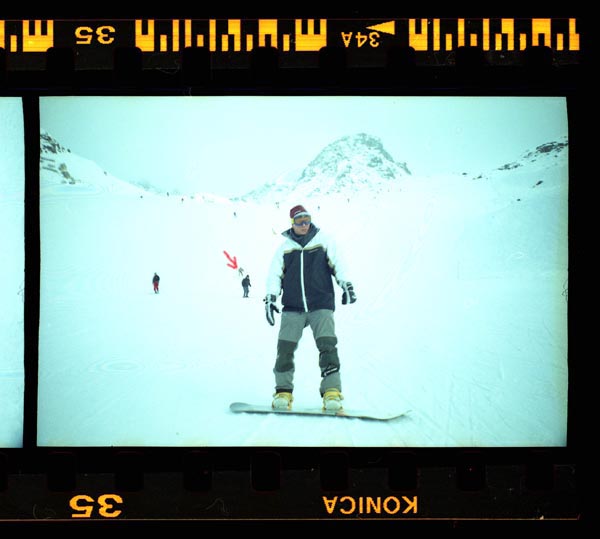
[27,135,571,448]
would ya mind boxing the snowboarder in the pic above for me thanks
[264,204,357,412]
[242,275,251,297]
[152,272,160,294]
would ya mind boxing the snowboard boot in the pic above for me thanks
[322,388,343,411]
[272,391,293,410]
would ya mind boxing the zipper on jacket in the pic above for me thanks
[300,249,308,312]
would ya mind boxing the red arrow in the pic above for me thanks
[223,250,238,269]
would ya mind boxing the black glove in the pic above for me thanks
[264,294,280,326]
[340,282,357,305]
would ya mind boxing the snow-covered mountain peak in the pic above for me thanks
[40,129,145,196]
[297,132,411,192]
[497,135,568,173]
[236,132,411,203]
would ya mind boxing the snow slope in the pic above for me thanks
[36,129,569,448]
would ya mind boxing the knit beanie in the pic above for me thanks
[289,205,310,219]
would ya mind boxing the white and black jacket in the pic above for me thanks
[266,224,350,313]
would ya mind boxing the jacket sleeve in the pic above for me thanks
[265,244,285,297]
[322,232,351,285]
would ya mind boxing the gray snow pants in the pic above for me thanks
[273,309,341,397]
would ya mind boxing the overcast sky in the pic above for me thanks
[39,95,568,197]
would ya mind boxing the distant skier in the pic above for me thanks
[242,275,251,298]
[152,272,160,294]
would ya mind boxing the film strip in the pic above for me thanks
[0,17,583,71]
[0,448,582,522]
[0,11,586,529]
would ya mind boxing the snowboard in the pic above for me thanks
[230,402,410,422]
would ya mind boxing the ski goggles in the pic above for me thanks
[292,218,311,227]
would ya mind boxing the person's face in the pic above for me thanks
[292,216,311,235]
